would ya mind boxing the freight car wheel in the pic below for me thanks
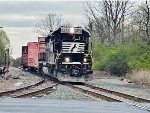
[39,65,44,76]
[22,66,25,69]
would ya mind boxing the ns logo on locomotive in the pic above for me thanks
[40,26,94,82]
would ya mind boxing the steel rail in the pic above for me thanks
[84,83,150,103]
[0,79,45,97]
[66,83,121,102]
[66,83,150,112]
[13,84,58,98]
[75,83,150,112]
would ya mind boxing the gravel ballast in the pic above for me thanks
[88,77,150,100]
[40,84,99,101]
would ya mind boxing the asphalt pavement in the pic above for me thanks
[0,98,150,113]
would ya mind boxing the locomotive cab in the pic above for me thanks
[43,26,93,81]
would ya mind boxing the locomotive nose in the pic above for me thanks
[71,68,80,76]
[70,66,81,77]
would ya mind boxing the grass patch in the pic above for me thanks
[126,70,150,85]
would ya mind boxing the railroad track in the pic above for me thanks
[66,83,150,112]
[66,83,121,102]
[0,78,57,98]
[37,73,150,104]
[11,71,149,111]
[84,83,150,103]
[13,82,58,98]
[66,83,150,103]
[0,78,45,97]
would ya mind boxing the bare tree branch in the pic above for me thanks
[35,13,62,36]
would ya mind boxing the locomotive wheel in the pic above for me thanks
[48,66,53,74]
[53,69,57,78]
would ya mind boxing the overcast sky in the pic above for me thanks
[0,1,86,58]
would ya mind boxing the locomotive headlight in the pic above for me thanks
[84,58,87,62]
[65,57,70,62]
[69,27,74,34]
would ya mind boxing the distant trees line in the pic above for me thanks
[84,0,150,46]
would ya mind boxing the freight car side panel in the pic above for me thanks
[21,46,28,66]
[38,37,46,61]
[27,42,38,68]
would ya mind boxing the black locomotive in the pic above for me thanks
[40,26,93,82]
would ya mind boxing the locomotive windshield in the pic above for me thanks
[46,27,90,53]
[61,34,88,44]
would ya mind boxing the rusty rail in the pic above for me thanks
[13,84,58,98]
[0,79,45,97]
[84,83,150,103]
[66,83,121,102]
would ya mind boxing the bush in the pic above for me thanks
[103,51,129,76]
[93,44,150,76]
[93,45,126,76]
[107,57,129,76]
[126,45,150,70]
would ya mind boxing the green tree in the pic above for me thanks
[12,57,21,68]
[0,30,10,66]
